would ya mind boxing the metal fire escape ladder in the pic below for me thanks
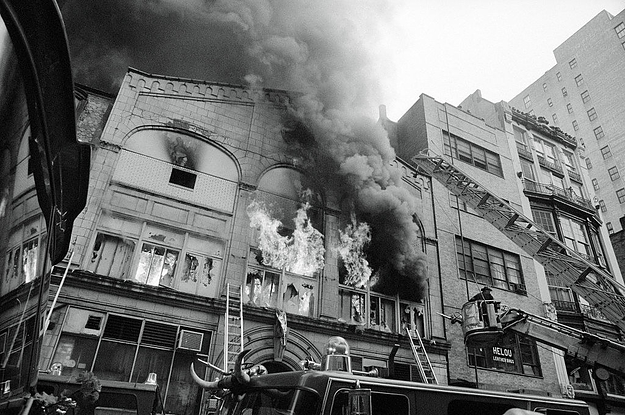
[406,327,438,384]
[223,283,244,373]
[411,152,625,333]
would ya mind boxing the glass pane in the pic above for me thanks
[93,340,136,381]
[51,334,98,377]
[245,270,263,306]
[282,274,316,317]
[261,271,280,308]
[132,347,172,391]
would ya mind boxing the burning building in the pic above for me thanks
[19,69,445,415]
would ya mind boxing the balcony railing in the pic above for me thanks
[552,299,578,312]
[537,155,563,174]
[567,169,582,183]
[579,303,611,322]
[523,180,594,210]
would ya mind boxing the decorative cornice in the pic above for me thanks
[510,107,577,149]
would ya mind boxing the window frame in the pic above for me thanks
[574,74,584,87]
[592,178,599,191]
[581,90,590,104]
[600,146,612,160]
[572,120,579,131]
[468,332,542,376]
[569,58,577,69]
[561,87,567,97]
[566,103,573,114]
[618,188,625,204]
[455,236,525,292]
[587,107,598,121]
[608,166,620,181]
[615,22,625,39]
[443,131,503,177]
[593,126,604,139]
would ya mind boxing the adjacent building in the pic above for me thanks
[509,8,625,277]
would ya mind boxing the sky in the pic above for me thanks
[60,0,625,121]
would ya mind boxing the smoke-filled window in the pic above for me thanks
[245,167,323,317]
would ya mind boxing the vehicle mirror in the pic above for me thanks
[347,388,371,415]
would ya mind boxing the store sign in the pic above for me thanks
[492,346,515,365]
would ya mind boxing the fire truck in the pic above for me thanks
[189,337,592,415]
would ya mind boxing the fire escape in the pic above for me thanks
[411,152,625,333]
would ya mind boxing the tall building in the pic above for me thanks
[509,8,625,276]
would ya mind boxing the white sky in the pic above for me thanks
[379,1,625,120]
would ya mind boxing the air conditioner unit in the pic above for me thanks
[178,330,203,352]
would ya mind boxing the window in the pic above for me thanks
[581,90,590,103]
[561,87,567,97]
[594,126,605,139]
[566,103,573,114]
[450,193,467,212]
[520,159,536,182]
[609,166,620,181]
[607,222,614,234]
[542,82,548,91]
[50,309,209,415]
[87,219,223,298]
[547,98,553,107]
[561,150,577,176]
[532,209,557,237]
[552,114,558,124]
[246,248,319,317]
[587,107,597,121]
[332,391,409,415]
[585,157,592,169]
[574,74,584,87]
[572,120,579,131]
[619,188,625,204]
[615,22,625,39]
[556,72,562,81]
[3,216,45,296]
[443,131,503,176]
[528,109,534,116]
[523,95,531,108]
[569,58,577,69]
[560,216,591,257]
[592,178,599,190]
[337,263,423,335]
[468,332,542,376]
[513,126,531,155]
[169,167,197,189]
[623,41,625,51]
[599,200,607,212]
[533,138,559,170]
[456,237,524,292]
[601,146,612,159]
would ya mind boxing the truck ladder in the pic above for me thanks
[406,327,438,384]
[223,283,244,373]
[412,152,625,333]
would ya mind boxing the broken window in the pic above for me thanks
[135,243,180,286]
[88,233,136,278]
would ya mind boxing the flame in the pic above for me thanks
[247,200,325,276]
[336,218,372,288]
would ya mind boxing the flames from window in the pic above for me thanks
[247,200,325,277]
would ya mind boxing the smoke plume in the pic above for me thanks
[62,0,427,299]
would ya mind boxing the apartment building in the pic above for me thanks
[509,8,625,276]
[384,94,570,398]
[459,89,624,414]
